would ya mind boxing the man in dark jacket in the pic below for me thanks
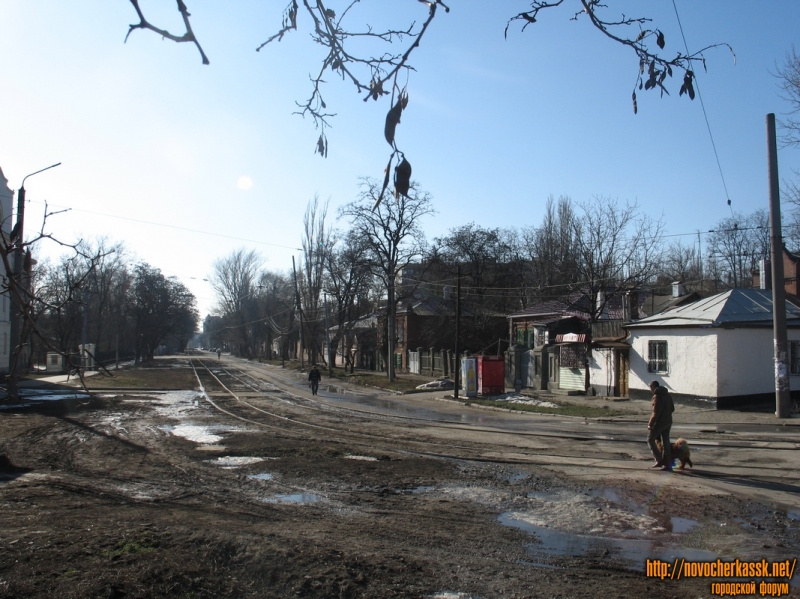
[647,380,675,471]
[308,365,321,396]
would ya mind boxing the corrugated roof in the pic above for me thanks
[626,288,800,328]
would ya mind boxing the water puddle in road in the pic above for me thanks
[247,473,274,481]
[206,456,265,468]
[499,513,716,569]
[788,510,800,521]
[507,472,529,484]
[344,455,378,461]
[162,424,222,444]
[263,493,325,504]
[501,487,713,570]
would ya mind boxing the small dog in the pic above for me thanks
[655,438,693,470]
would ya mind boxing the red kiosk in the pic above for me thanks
[477,355,505,396]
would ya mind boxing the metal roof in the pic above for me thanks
[625,288,800,328]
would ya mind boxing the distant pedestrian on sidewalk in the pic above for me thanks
[308,365,321,396]
[647,381,674,471]
[217,349,221,360]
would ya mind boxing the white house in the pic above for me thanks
[0,167,12,374]
[624,288,800,408]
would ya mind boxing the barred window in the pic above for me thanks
[648,341,668,373]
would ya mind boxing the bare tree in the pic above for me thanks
[130,263,198,362]
[705,210,769,289]
[209,248,264,358]
[324,229,375,371]
[300,196,333,364]
[660,240,703,293]
[570,197,664,321]
[775,48,800,249]
[339,179,434,380]
[521,195,580,305]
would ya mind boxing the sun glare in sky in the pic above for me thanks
[237,176,253,191]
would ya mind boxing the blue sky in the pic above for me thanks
[2,1,800,319]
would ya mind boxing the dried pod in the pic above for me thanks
[394,158,412,198]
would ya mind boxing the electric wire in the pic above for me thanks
[28,199,303,251]
[671,0,734,215]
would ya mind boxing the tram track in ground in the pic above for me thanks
[187,359,800,485]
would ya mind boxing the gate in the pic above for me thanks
[408,351,420,374]
[520,350,536,388]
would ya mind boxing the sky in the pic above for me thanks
[2,1,800,321]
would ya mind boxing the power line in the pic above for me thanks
[28,200,303,251]
[671,0,734,215]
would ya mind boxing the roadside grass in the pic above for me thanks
[459,397,630,418]
[84,361,198,390]
[102,536,158,559]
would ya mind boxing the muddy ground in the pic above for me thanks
[0,358,798,598]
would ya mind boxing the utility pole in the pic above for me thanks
[454,265,461,400]
[324,292,333,377]
[767,113,791,418]
[7,163,60,400]
[291,256,305,368]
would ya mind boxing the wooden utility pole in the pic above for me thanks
[324,292,333,377]
[454,266,461,400]
[767,113,791,418]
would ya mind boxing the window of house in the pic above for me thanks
[790,341,800,375]
[648,340,668,373]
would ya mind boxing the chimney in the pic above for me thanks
[671,281,685,298]
[758,259,772,290]
[629,290,639,320]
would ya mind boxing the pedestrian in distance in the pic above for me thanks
[647,380,675,471]
[217,349,221,360]
[308,364,321,396]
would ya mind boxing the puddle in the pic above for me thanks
[263,493,325,504]
[247,473,274,481]
[499,513,716,570]
[162,425,222,444]
[507,472,529,484]
[206,456,264,468]
[589,488,700,533]
[152,390,205,419]
[671,517,700,534]
[430,593,478,599]
[344,455,378,461]
[399,485,434,494]
[788,511,800,521]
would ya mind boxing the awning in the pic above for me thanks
[555,333,586,343]
[592,341,630,349]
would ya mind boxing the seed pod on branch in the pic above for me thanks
[394,157,412,198]
[384,91,408,147]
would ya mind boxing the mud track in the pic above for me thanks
[0,357,798,598]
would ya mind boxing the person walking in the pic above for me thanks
[217,348,221,360]
[308,365,321,396]
[647,380,675,471]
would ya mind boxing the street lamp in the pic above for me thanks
[7,162,61,400]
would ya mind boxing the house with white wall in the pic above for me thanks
[0,168,12,374]
[624,288,800,408]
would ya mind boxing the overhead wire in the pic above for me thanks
[27,199,303,251]
[671,0,734,216]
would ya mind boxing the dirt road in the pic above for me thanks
[0,356,798,598]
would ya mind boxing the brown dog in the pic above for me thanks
[655,438,693,469]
